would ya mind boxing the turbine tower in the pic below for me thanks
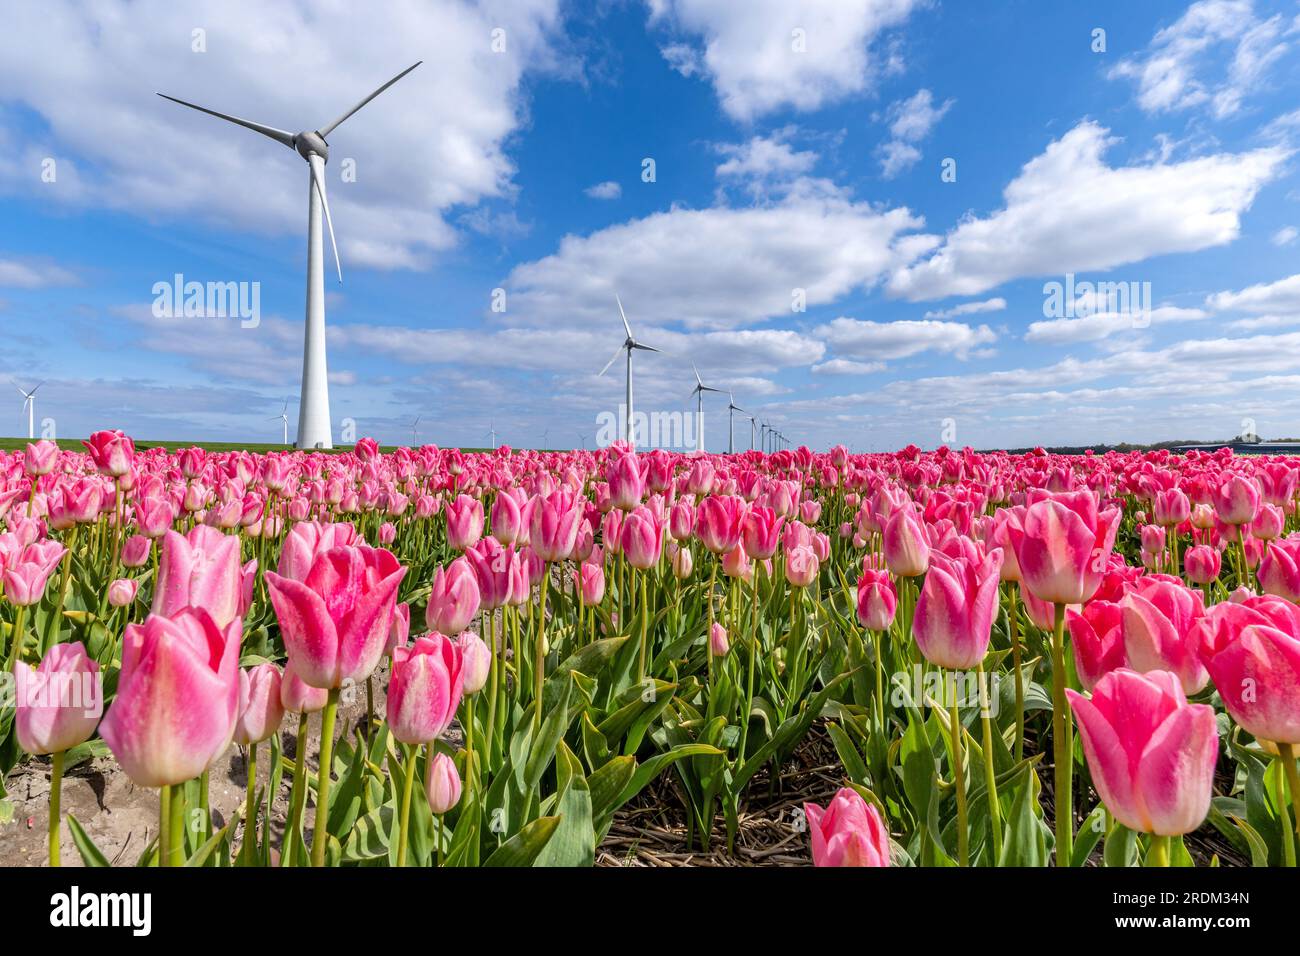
[726,392,747,455]
[157,61,422,450]
[748,413,757,451]
[485,421,497,449]
[270,398,290,445]
[14,382,42,440]
[410,416,421,446]
[688,363,724,453]
[598,295,660,447]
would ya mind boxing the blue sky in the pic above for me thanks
[1,0,1299,451]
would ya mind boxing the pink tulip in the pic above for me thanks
[722,544,752,581]
[1257,539,1300,602]
[1196,596,1300,744]
[1152,488,1190,528]
[489,491,522,544]
[578,561,605,605]
[24,440,59,477]
[1184,545,1221,586]
[425,751,463,814]
[621,506,663,570]
[1213,475,1260,526]
[741,506,784,560]
[82,429,135,477]
[427,557,482,632]
[804,787,890,867]
[855,568,897,632]
[669,500,695,541]
[1009,491,1120,605]
[913,549,1004,669]
[134,495,175,538]
[709,621,730,657]
[1250,503,1285,541]
[1066,669,1218,836]
[108,577,140,607]
[1066,600,1126,691]
[456,631,492,694]
[882,507,930,577]
[1120,580,1209,694]
[265,544,407,689]
[607,453,645,511]
[784,545,819,588]
[530,488,582,562]
[280,660,329,714]
[2,540,66,606]
[152,525,242,629]
[445,495,484,551]
[121,534,151,568]
[387,633,465,745]
[694,495,745,555]
[233,663,285,746]
[670,543,693,579]
[99,609,241,787]
[14,641,101,755]
[387,601,411,655]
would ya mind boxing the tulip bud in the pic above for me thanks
[108,577,140,607]
[456,631,492,694]
[425,751,462,814]
[709,621,730,657]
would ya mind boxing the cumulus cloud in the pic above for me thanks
[877,88,952,178]
[585,181,622,200]
[0,258,80,288]
[1272,226,1298,246]
[923,297,1006,320]
[1109,0,1294,119]
[888,121,1288,300]
[811,358,885,375]
[1025,305,1209,345]
[0,0,566,271]
[715,129,818,196]
[1207,272,1300,313]
[647,0,923,121]
[814,316,996,360]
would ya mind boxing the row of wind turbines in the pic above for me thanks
[598,295,790,454]
[146,62,791,455]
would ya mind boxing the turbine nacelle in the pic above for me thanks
[295,131,330,162]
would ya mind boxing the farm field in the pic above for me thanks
[1,432,1297,870]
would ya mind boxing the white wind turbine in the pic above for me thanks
[597,295,661,447]
[688,362,724,454]
[269,398,290,445]
[157,61,422,450]
[410,416,422,447]
[726,391,747,455]
[14,381,43,440]
[747,413,758,451]
[485,421,497,449]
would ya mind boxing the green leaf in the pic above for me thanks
[1071,805,1107,868]
[1104,822,1138,868]
[535,757,594,867]
[998,765,1047,867]
[483,815,561,867]
[66,814,110,867]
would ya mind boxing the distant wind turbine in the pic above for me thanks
[688,363,724,454]
[597,295,661,447]
[410,415,421,446]
[485,421,497,449]
[157,61,422,450]
[748,414,757,451]
[726,392,747,455]
[269,398,290,445]
[14,381,43,440]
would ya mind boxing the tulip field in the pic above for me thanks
[2,431,1299,869]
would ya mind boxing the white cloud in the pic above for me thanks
[503,185,927,331]
[1272,226,1298,246]
[923,297,1005,320]
[888,121,1288,300]
[715,130,818,194]
[647,0,924,121]
[1226,313,1300,332]
[1207,272,1300,313]
[585,181,622,200]
[0,0,566,270]
[814,316,995,360]
[877,88,952,178]
[811,358,885,375]
[0,259,79,289]
[1110,0,1292,119]
[1025,305,1209,345]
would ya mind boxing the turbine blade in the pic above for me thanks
[615,294,633,339]
[317,61,423,138]
[309,155,343,283]
[691,361,703,385]
[597,345,624,377]
[630,342,660,353]
[155,93,296,148]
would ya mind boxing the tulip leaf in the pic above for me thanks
[524,676,573,791]
[1226,814,1272,868]
[535,761,594,867]
[998,764,1047,867]
[65,814,110,867]
[482,815,561,867]
[588,755,637,830]
[342,804,394,862]
[1103,822,1138,868]
[826,721,869,786]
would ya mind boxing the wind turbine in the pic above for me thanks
[726,392,747,455]
[14,381,43,440]
[157,61,422,450]
[577,431,586,450]
[688,363,724,454]
[410,416,421,447]
[485,421,497,449]
[269,398,290,445]
[748,414,757,451]
[597,295,661,447]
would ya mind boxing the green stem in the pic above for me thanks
[159,785,171,867]
[283,713,309,867]
[1051,602,1074,866]
[48,750,64,867]
[1008,587,1025,762]
[310,689,340,868]
[166,783,185,867]
[950,687,968,867]
[1278,742,1300,868]
[978,664,1002,864]
[535,567,549,730]
[242,744,258,866]
[199,769,211,843]
[636,571,648,683]
[396,743,418,867]
[6,603,28,672]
